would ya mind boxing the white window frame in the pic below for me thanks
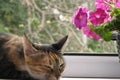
[62,53,120,78]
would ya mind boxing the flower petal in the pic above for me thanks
[89,8,109,26]
[82,26,102,40]
[72,7,88,29]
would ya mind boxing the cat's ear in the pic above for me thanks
[52,35,68,51]
[23,34,37,56]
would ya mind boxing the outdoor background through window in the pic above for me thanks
[0,0,117,53]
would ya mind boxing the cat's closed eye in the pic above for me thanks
[59,63,65,72]
[60,63,64,67]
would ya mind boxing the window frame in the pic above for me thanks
[62,52,120,78]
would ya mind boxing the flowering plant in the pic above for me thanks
[72,0,120,41]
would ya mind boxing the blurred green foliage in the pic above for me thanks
[0,0,27,34]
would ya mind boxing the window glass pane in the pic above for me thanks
[0,0,117,53]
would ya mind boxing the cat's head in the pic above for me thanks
[22,35,68,80]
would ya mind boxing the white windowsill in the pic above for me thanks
[61,78,120,80]
[62,54,120,78]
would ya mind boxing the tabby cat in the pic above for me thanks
[0,33,68,80]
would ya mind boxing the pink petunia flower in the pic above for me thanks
[96,0,115,3]
[95,0,114,11]
[116,1,120,8]
[96,3,111,11]
[89,8,109,26]
[82,26,102,40]
[96,0,103,3]
[72,7,88,29]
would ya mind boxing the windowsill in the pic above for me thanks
[61,78,120,80]
[62,53,120,78]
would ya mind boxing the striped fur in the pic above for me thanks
[0,33,68,80]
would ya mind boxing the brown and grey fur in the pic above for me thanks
[0,33,68,80]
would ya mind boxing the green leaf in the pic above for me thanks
[90,24,112,41]
[101,31,112,41]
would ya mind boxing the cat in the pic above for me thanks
[0,32,68,80]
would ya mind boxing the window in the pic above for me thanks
[1,0,120,79]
